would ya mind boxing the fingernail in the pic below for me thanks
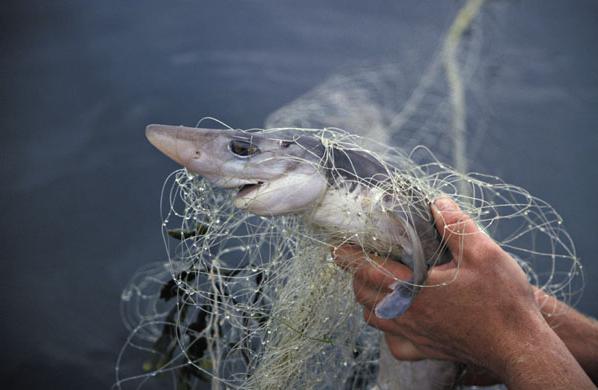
[434,197,456,211]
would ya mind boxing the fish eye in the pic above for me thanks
[229,140,259,157]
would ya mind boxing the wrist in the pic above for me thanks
[534,288,598,384]
[482,307,548,380]
[486,309,594,389]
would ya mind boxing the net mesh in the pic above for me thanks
[116,1,583,388]
[116,128,582,389]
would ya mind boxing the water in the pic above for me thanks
[1,1,597,388]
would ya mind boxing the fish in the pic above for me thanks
[145,124,452,319]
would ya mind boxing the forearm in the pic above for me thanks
[493,312,595,389]
[537,291,598,384]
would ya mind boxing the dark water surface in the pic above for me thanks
[2,1,597,388]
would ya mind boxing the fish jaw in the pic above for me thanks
[234,171,328,216]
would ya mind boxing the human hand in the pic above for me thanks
[334,197,539,369]
[334,197,594,388]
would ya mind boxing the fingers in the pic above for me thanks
[334,246,412,287]
[384,333,427,361]
[432,197,485,261]
[386,329,501,385]
[353,275,392,308]
[336,245,415,322]
[362,305,398,333]
[361,306,426,355]
[333,245,366,270]
[354,260,411,291]
[385,333,455,362]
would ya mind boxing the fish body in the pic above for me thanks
[146,124,451,318]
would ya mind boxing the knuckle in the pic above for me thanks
[369,264,397,288]
[333,246,365,270]
[414,335,432,348]
[387,338,422,361]
[477,239,503,259]
[441,208,466,227]
[354,285,368,305]
[353,281,384,307]
[353,263,370,282]
[388,342,405,360]
[362,307,376,323]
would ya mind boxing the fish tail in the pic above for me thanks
[374,279,419,319]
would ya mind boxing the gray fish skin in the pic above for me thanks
[146,124,451,317]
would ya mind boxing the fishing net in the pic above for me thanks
[266,0,492,175]
[116,1,583,389]
[116,127,582,390]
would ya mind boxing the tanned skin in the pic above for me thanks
[334,197,596,389]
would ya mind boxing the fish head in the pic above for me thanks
[146,124,328,215]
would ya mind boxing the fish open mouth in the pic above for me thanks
[237,181,264,197]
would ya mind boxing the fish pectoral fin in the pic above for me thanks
[374,279,417,319]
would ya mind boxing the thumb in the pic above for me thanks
[432,197,482,260]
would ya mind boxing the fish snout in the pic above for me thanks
[146,124,202,167]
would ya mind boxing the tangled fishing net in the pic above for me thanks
[116,1,583,389]
[116,126,582,390]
